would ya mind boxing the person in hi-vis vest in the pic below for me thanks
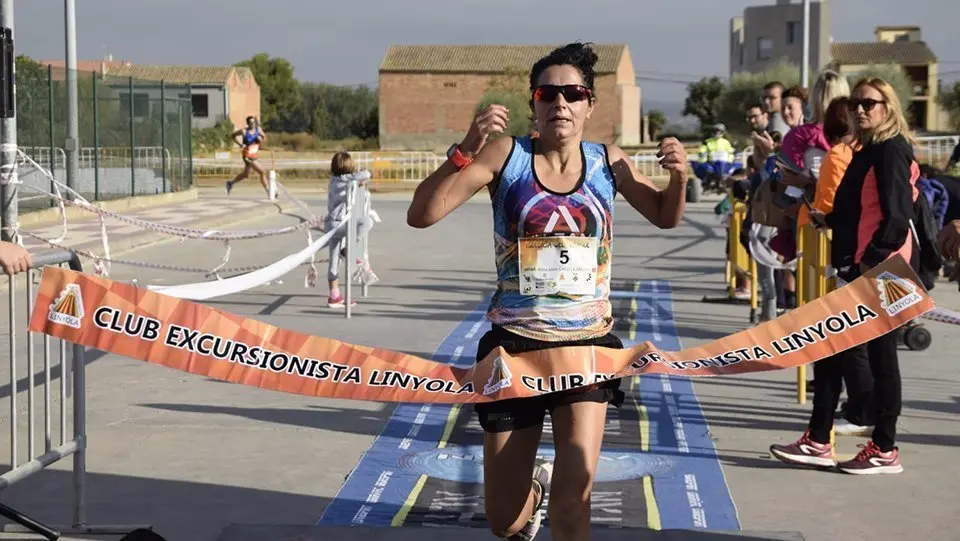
[693,123,737,183]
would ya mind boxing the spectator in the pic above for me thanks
[0,241,32,276]
[938,219,960,283]
[802,96,876,436]
[762,81,791,134]
[780,70,849,182]
[771,76,918,474]
[780,85,807,130]
[946,139,960,172]
[746,103,769,133]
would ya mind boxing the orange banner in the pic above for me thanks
[28,256,934,404]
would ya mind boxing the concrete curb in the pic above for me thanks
[16,187,201,228]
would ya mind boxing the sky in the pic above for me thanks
[11,0,960,120]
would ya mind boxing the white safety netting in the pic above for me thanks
[0,144,380,300]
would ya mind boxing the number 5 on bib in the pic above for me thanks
[518,236,598,296]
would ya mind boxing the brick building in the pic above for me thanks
[378,44,641,150]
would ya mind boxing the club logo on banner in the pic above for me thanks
[482,356,513,396]
[27,256,935,405]
[48,283,84,329]
[875,271,923,317]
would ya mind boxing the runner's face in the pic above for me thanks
[533,65,593,142]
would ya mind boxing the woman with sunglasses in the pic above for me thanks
[407,42,688,541]
[770,77,919,475]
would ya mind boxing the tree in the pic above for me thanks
[646,110,666,140]
[937,81,960,132]
[235,53,302,132]
[682,76,725,130]
[475,66,534,138]
[14,55,53,148]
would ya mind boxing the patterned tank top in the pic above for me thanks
[487,136,616,342]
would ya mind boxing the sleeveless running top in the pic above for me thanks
[242,128,261,145]
[487,136,616,342]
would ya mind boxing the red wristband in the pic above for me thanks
[448,144,473,170]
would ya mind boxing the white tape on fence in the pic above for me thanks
[146,214,349,301]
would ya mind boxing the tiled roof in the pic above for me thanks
[379,44,627,74]
[830,41,937,66]
[102,64,255,85]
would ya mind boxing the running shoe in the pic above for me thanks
[833,418,874,437]
[510,460,553,541]
[327,294,356,309]
[225,180,234,195]
[837,441,903,475]
[769,430,835,467]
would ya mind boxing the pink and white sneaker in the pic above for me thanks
[837,441,903,475]
[769,430,836,468]
[327,294,357,309]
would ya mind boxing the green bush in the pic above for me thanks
[191,119,235,153]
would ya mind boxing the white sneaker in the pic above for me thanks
[834,418,873,436]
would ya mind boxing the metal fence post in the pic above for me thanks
[160,80,167,193]
[48,64,55,208]
[345,180,357,318]
[128,75,134,197]
[92,72,99,201]
[187,84,193,190]
[0,0,18,242]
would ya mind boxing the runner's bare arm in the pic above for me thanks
[231,129,244,148]
[407,135,512,228]
[606,140,688,229]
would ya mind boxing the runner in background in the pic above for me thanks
[226,116,269,196]
[407,42,688,541]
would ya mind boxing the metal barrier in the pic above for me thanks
[794,224,834,405]
[344,179,375,319]
[726,196,759,321]
[0,251,150,539]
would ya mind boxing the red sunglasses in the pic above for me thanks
[532,84,593,103]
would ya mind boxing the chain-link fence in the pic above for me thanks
[15,63,193,212]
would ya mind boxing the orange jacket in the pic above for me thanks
[797,142,854,227]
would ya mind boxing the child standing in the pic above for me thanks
[325,152,379,308]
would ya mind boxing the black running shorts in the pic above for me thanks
[473,324,625,433]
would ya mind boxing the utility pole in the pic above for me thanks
[801,0,811,88]
[0,0,16,242]
[64,0,79,193]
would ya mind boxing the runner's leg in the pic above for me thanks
[546,400,607,541]
[483,422,546,538]
[249,160,268,192]
[227,162,252,194]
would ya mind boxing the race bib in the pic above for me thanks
[518,236,598,296]
[243,143,259,159]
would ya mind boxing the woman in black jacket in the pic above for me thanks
[770,77,919,475]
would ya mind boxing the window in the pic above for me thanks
[191,94,209,118]
[757,37,773,60]
[118,92,150,118]
[895,33,909,42]
[787,21,801,45]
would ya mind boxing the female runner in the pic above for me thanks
[226,116,269,195]
[407,43,688,541]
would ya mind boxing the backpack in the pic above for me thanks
[911,193,944,290]
[918,176,949,229]
[750,174,792,228]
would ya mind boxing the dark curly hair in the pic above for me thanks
[529,42,599,96]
